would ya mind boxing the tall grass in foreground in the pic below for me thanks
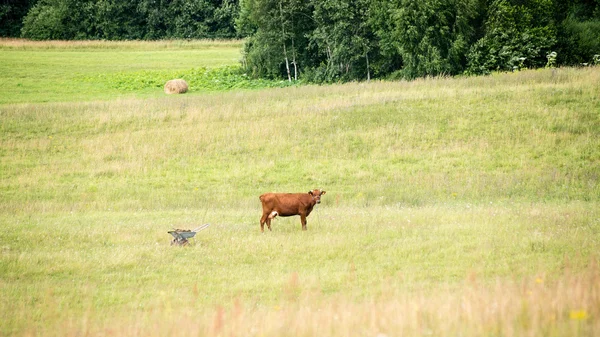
[10,262,600,336]
[91,270,599,337]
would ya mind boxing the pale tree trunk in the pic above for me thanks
[279,1,291,82]
[290,15,298,81]
[282,43,291,82]
[366,52,370,81]
[291,36,298,81]
[326,45,333,73]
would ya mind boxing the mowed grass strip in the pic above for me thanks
[0,38,243,104]
[1,66,599,336]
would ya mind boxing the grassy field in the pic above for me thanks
[0,39,244,104]
[1,40,599,336]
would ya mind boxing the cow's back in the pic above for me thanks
[260,192,312,216]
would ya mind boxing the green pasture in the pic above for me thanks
[0,39,244,104]
[0,40,599,336]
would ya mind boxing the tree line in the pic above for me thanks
[1,0,599,81]
[239,0,600,81]
[1,0,240,40]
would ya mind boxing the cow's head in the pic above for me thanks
[308,189,326,204]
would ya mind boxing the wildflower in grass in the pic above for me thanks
[546,52,557,68]
[569,310,588,320]
[517,57,526,70]
[535,278,543,284]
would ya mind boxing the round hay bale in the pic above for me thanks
[164,79,188,94]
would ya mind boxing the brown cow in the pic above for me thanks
[259,189,326,232]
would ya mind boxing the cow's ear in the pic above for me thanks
[321,190,326,195]
[308,191,313,195]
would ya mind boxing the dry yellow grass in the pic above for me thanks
[21,264,599,337]
[0,38,244,50]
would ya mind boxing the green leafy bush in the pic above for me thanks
[91,65,301,92]
[466,0,557,75]
[546,51,557,68]
[21,0,94,40]
[20,0,240,40]
[559,18,600,65]
[389,0,478,79]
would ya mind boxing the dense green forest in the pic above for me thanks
[1,0,240,39]
[238,0,600,80]
[1,0,599,80]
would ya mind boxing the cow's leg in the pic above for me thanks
[266,211,277,231]
[266,217,272,231]
[260,213,268,233]
[300,213,307,231]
